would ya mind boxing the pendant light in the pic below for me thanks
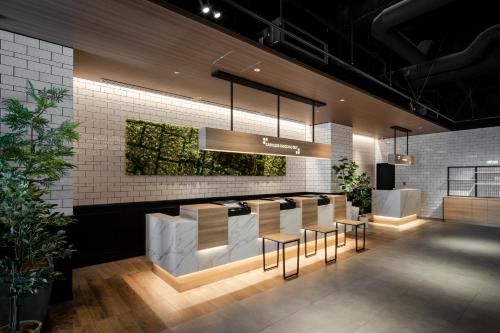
[388,126,414,166]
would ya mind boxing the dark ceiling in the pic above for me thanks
[159,0,500,130]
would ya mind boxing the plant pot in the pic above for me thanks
[0,320,42,333]
[0,266,53,327]
[359,215,369,226]
[351,206,360,221]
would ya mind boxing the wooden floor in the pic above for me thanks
[44,220,436,333]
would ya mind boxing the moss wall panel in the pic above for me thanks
[125,119,286,176]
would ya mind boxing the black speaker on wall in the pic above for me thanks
[377,163,395,190]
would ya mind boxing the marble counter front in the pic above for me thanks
[372,189,421,218]
[146,212,259,276]
[146,198,348,278]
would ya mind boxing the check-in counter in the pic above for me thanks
[146,204,258,276]
[146,194,346,285]
[372,189,420,224]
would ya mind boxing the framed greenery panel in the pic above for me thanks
[125,119,286,176]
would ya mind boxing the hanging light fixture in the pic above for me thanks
[199,71,332,159]
[388,126,414,166]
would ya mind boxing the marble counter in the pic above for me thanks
[146,212,259,276]
[146,200,346,277]
[372,189,421,218]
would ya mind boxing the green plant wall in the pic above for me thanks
[125,119,286,176]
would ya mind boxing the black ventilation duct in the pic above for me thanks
[394,24,500,86]
[371,0,456,64]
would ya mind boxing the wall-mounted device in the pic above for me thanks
[388,126,414,166]
[212,200,251,216]
[262,197,297,210]
[298,194,331,206]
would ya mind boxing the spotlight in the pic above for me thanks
[339,98,345,102]
[253,68,261,72]
[213,11,221,19]
[202,6,210,14]
[173,71,180,75]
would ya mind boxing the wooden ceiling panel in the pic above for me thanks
[0,0,448,137]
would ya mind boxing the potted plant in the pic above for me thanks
[332,157,372,221]
[0,82,78,333]
[351,172,372,224]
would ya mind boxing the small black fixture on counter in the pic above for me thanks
[388,126,414,166]
[263,197,297,210]
[212,200,251,216]
[299,194,331,206]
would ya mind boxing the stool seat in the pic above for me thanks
[263,233,300,243]
[335,219,366,251]
[304,224,337,233]
[337,219,365,226]
[303,224,338,263]
[262,232,300,279]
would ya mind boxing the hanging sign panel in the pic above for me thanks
[199,127,332,159]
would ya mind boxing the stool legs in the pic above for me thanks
[355,224,366,252]
[282,239,300,279]
[304,230,318,258]
[262,238,279,271]
[335,222,347,247]
[262,238,300,279]
[323,230,337,264]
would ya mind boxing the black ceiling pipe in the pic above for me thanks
[371,0,456,64]
[395,25,500,84]
[410,51,500,88]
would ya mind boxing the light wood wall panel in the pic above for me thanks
[487,199,500,225]
[292,197,318,227]
[327,195,347,220]
[443,197,500,226]
[246,200,280,236]
[180,204,228,250]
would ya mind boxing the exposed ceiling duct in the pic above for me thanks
[371,0,456,64]
[394,25,500,86]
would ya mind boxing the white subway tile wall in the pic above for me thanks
[353,134,376,186]
[0,30,74,214]
[376,127,500,218]
[74,78,326,205]
[305,123,354,193]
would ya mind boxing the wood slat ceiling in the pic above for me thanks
[0,0,448,138]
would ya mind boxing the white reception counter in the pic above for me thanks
[372,189,421,223]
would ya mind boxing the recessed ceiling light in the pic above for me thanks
[213,11,221,19]
[202,6,210,14]
[253,68,261,72]
[339,98,345,102]
[173,71,180,75]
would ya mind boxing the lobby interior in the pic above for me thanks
[1,1,500,333]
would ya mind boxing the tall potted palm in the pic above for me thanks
[0,82,78,333]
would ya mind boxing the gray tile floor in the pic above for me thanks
[166,223,500,333]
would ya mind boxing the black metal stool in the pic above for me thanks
[304,224,338,264]
[262,233,300,279]
[335,219,366,251]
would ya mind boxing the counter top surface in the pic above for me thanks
[180,203,227,210]
[246,199,277,205]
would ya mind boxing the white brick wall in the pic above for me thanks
[376,127,500,218]
[0,30,73,214]
[306,123,354,193]
[353,134,376,186]
[73,78,314,205]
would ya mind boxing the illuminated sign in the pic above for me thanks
[199,127,332,159]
